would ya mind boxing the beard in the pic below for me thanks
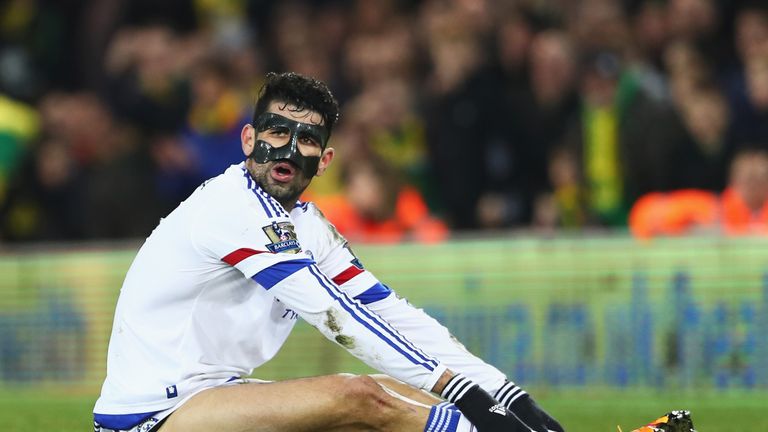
[248,160,312,206]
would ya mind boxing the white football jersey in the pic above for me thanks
[95,162,517,430]
[94,163,446,424]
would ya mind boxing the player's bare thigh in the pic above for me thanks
[157,374,431,432]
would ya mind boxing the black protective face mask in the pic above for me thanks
[249,112,330,176]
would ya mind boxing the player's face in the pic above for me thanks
[242,102,334,206]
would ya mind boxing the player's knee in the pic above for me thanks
[337,374,399,418]
[314,374,400,431]
[339,374,385,402]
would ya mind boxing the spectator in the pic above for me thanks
[0,0,84,98]
[182,58,251,182]
[562,49,680,226]
[0,136,82,241]
[629,148,768,238]
[422,1,524,229]
[342,79,429,198]
[663,38,713,110]
[148,57,253,212]
[533,146,592,230]
[0,93,39,207]
[568,0,630,52]
[668,83,733,191]
[62,93,159,239]
[312,156,448,244]
[724,3,768,148]
[625,0,671,101]
[103,25,192,135]
[494,7,535,94]
[724,148,768,235]
[729,56,768,148]
[666,0,720,41]
[516,30,579,203]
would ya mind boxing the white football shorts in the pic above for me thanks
[94,378,271,432]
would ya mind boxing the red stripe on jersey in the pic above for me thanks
[332,265,364,285]
[222,248,266,266]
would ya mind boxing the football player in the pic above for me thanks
[93,72,563,432]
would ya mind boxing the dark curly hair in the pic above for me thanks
[252,72,340,137]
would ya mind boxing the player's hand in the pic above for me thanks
[499,382,565,432]
[508,395,565,432]
[453,385,549,432]
[512,395,565,432]
[494,380,564,432]
[441,374,554,432]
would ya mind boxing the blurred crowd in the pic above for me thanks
[2,0,768,243]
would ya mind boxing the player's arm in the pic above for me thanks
[260,261,543,431]
[363,293,564,432]
[333,269,563,432]
[308,204,564,431]
[332,272,562,431]
[308,203,512,393]
[254,255,446,390]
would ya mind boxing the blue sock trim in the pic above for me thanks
[424,405,462,432]
[445,410,461,431]
[424,405,440,432]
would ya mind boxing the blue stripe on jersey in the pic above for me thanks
[242,168,253,188]
[354,283,392,304]
[307,265,438,370]
[242,169,273,218]
[311,266,438,368]
[268,190,289,217]
[240,166,289,218]
[256,185,288,218]
[94,411,159,430]
[251,189,274,218]
[252,259,314,289]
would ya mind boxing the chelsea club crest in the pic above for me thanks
[263,221,302,254]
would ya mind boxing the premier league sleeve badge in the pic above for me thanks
[263,221,302,254]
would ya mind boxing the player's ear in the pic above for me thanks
[316,147,335,177]
[241,124,255,157]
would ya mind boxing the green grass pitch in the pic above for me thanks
[2,389,766,431]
